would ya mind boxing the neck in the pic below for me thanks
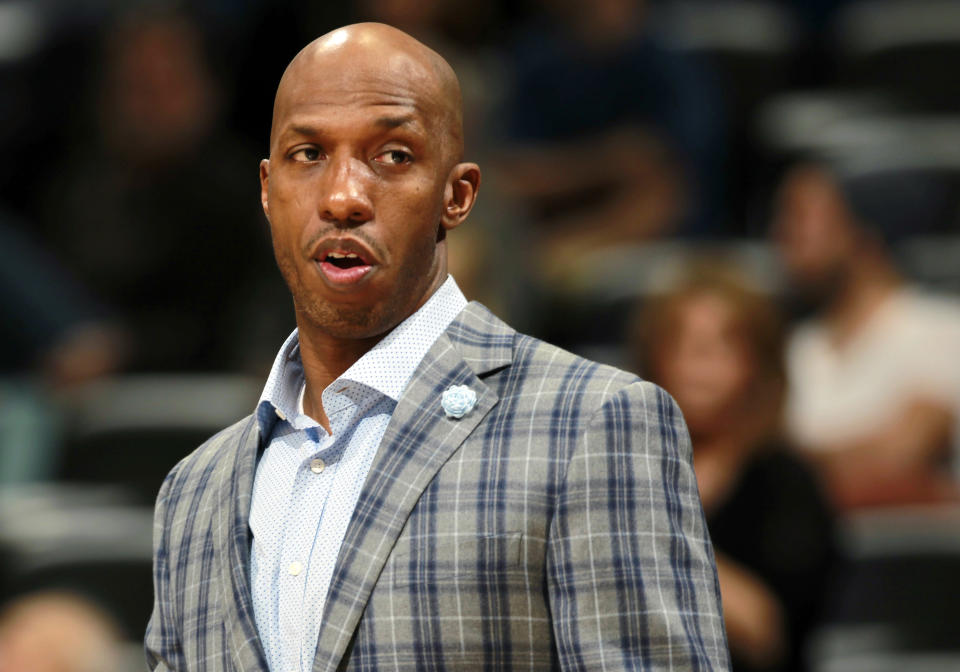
[688,393,772,456]
[825,257,901,347]
[293,271,449,432]
[295,324,383,433]
[690,419,754,455]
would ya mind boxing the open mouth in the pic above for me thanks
[324,252,367,269]
[317,250,374,285]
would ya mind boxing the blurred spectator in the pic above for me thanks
[635,261,835,672]
[495,0,725,283]
[38,8,280,373]
[0,214,125,383]
[773,161,960,510]
[0,591,123,672]
[0,213,126,484]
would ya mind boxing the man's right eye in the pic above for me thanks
[290,147,322,162]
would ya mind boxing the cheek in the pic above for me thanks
[381,181,445,245]
[705,354,751,399]
[666,344,751,405]
[393,219,441,275]
[388,174,439,213]
[268,181,319,250]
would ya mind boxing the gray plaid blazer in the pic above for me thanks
[145,302,730,671]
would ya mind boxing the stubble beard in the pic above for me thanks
[274,231,443,342]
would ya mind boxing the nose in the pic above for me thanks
[318,155,374,226]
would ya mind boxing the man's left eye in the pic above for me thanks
[375,150,412,166]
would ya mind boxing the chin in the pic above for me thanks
[679,402,728,434]
[310,303,382,337]
[299,292,408,340]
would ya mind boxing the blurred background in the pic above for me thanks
[1,0,959,670]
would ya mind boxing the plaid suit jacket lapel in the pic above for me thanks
[214,415,271,671]
[311,302,515,671]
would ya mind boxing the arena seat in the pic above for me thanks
[56,375,260,505]
[808,507,960,672]
[835,0,960,110]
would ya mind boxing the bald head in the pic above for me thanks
[270,23,464,163]
[258,21,481,344]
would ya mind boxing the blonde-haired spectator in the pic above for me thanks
[634,260,836,672]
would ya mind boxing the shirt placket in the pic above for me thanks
[300,401,388,662]
[274,425,328,671]
[288,389,358,671]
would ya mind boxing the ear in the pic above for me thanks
[441,162,481,231]
[259,159,271,222]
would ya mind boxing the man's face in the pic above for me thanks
[260,44,470,340]
[772,165,858,298]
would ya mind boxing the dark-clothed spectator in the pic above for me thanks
[635,261,836,672]
[497,0,726,267]
[40,9,280,372]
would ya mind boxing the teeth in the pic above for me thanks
[327,252,359,259]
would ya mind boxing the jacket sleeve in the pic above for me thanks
[145,464,186,671]
[546,380,731,670]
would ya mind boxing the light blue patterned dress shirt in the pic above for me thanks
[249,276,467,672]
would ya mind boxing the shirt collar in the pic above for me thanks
[257,275,467,436]
[256,328,306,437]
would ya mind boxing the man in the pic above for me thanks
[145,23,729,671]
[774,161,960,509]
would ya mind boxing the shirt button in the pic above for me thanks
[288,561,303,576]
[310,458,325,474]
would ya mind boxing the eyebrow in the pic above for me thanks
[374,115,417,129]
[274,125,320,145]
[286,124,319,138]
[279,116,420,142]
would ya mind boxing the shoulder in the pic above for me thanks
[453,301,679,423]
[897,287,960,333]
[733,444,836,548]
[723,446,835,543]
[517,332,662,401]
[742,447,828,501]
[507,331,686,444]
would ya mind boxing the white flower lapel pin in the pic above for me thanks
[441,384,477,419]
